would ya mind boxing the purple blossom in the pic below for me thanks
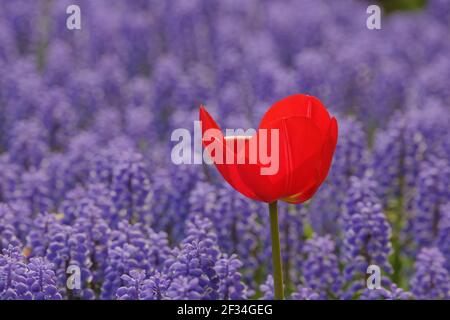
[360,284,412,300]
[0,155,20,203]
[101,221,150,299]
[437,203,450,271]
[259,275,274,300]
[214,184,264,281]
[26,212,61,258]
[143,271,171,300]
[0,245,31,300]
[342,175,393,297]
[66,232,95,299]
[410,157,449,249]
[291,286,320,300]
[214,254,249,300]
[26,257,62,300]
[116,269,152,300]
[309,117,369,235]
[147,229,171,272]
[110,150,152,224]
[168,216,221,299]
[0,203,22,250]
[8,119,49,170]
[411,247,450,300]
[301,235,341,298]
[151,164,205,241]
[66,69,105,127]
[16,168,53,215]
[165,276,204,300]
[37,88,77,150]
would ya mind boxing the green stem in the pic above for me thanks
[269,201,284,300]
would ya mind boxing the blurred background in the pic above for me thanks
[0,0,449,300]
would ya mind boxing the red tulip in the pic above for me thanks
[199,94,338,204]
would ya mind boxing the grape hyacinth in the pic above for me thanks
[359,284,412,300]
[342,175,393,298]
[301,235,342,299]
[214,254,249,300]
[290,286,320,300]
[26,257,62,300]
[0,0,448,300]
[410,247,450,300]
[0,245,31,300]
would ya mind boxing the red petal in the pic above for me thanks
[259,94,331,133]
[199,106,262,201]
[318,117,338,184]
[284,116,338,204]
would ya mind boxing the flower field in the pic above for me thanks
[0,0,449,300]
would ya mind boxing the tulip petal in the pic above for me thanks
[233,116,325,203]
[285,116,338,204]
[265,116,325,198]
[259,94,331,133]
[199,106,262,201]
[318,117,338,184]
[235,160,281,203]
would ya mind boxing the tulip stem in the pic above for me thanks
[269,201,284,300]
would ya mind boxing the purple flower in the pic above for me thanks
[66,231,95,299]
[151,164,204,241]
[65,131,100,184]
[8,119,49,170]
[42,153,80,207]
[410,157,449,249]
[26,257,62,300]
[26,212,60,258]
[101,245,134,300]
[309,117,368,235]
[214,184,264,282]
[101,221,150,299]
[110,150,152,224]
[259,275,274,300]
[302,235,341,298]
[147,229,171,272]
[437,203,450,271]
[44,222,72,297]
[16,168,53,215]
[0,203,22,250]
[143,271,171,300]
[0,155,20,203]
[214,254,249,300]
[411,247,450,300]
[37,88,77,150]
[116,269,152,300]
[66,68,105,126]
[342,175,393,297]
[291,286,320,300]
[168,215,221,299]
[0,245,31,300]
[427,0,450,25]
[71,202,111,284]
[165,276,204,300]
[360,284,412,300]
[92,108,123,144]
